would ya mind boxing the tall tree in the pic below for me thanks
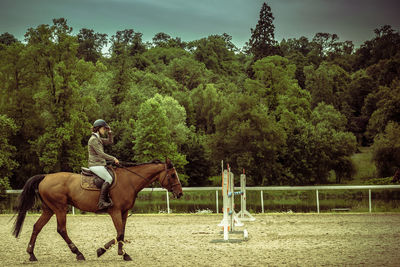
[24,18,94,174]
[0,32,18,46]
[0,115,18,194]
[372,122,400,177]
[190,34,240,77]
[247,2,278,60]
[354,25,400,69]
[133,94,187,169]
[77,28,107,63]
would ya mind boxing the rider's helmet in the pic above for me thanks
[93,119,109,129]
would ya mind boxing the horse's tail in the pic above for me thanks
[13,174,46,238]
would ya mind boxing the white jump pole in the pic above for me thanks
[218,163,244,241]
[237,171,255,221]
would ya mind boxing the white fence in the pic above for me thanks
[7,185,400,214]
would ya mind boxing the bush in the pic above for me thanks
[372,122,400,177]
[365,177,394,185]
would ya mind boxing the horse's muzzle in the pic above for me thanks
[172,191,183,199]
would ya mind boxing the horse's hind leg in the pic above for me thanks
[55,210,85,261]
[26,204,54,261]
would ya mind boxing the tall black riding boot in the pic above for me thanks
[97,182,113,210]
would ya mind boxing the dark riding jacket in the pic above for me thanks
[88,132,115,167]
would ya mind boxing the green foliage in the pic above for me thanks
[372,122,400,177]
[354,25,400,69]
[304,62,350,111]
[366,80,400,139]
[182,132,212,186]
[0,115,18,194]
[210,93,286,185]
[133,94,187,169]
[77,28,107,63]
[247,2,278,60]
[364,177,394,185]
[190,34,240,77]
[166,57,209,90]
[1,16,400,189]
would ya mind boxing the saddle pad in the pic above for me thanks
[80,169,117,191]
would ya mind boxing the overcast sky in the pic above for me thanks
[1,0,399,48]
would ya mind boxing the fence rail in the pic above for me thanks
[6,185,400,214]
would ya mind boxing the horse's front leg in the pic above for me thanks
[118,210,131,260]
[97,209,132,261]
[96,238,117,257]
[114,209,131,261]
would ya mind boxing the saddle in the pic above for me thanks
[80,166,117,191]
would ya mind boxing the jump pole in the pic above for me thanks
[218,164,244,241]
[237,170,255,221]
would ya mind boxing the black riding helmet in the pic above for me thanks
[93,119,109,129]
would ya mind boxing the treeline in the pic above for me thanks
[1,3,400,190]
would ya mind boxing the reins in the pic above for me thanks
[116,164,149,181]
[116,163,174,191]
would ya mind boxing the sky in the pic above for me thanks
[1,0,400,48]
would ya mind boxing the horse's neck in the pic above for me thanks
[124,164,164,192]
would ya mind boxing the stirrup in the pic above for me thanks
[97,200,113,210]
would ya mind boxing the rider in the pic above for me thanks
[88,119,119,210]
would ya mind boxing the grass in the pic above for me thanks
[348,146,377,184]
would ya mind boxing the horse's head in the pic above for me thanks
[159,158,183,199]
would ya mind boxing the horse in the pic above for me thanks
[12,158,183,261]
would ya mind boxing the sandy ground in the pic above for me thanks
[1,213,400,266]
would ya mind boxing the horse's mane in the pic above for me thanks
[118,159,165,167]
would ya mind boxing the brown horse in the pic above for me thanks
[13,158,183,261]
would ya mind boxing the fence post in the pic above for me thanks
[216,190,219,214]
[369,189,372,213]
[166,190,170,214]
[261,191,264,213]
[316,189,320,214]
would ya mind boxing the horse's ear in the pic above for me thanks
[165,158,173,168]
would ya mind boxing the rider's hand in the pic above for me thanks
[114,158,119,165]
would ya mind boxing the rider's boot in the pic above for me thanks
[97,182,113,210]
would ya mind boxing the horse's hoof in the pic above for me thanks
[123,253,132,261]
[29,254,37,261]
[76,254,86,261]
[97,248,106,257]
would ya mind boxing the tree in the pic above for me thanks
[304,62,350,111]
[166,57,209,90]
[366,79,400,139]
[247,2,278,60]
[0,115,18,195]
[211,93,286,185]
[152,32,171,47]
[0,32,18,46]
[245,55,309,113]
[354,25,400,69]
[372,122,400,177]
[189,84,224,134]
[190,34,240,77]
[182,132,211,186]
[77,28,107,63]
[133,94,187,169]
[24,18,94,173]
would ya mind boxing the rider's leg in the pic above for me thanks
[89,166,113,209]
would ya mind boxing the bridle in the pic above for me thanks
[159,165,182,192]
